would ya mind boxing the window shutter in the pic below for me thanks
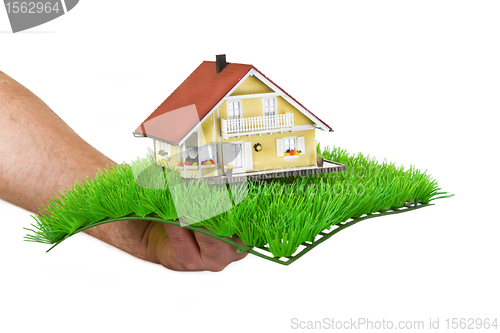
[276,138,284,156]
[297,136,305,153]
[244,142,253,170]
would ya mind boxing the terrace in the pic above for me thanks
[203,159,345,184]
[221,113,294,139]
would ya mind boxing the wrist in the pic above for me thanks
[84,219,153,262]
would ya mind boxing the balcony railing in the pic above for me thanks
[221,113,294,137]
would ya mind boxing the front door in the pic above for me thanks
[230,142,244,173]
[223,142,245,174]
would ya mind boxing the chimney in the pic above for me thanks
[216,54,227,74]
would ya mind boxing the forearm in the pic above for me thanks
[0,71,112,211]
[0,71,150,260]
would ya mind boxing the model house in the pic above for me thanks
[134,55,342,181]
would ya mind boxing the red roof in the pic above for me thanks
[134,60,331,145]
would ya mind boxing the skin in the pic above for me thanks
[0,71,247,271]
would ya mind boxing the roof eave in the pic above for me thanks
[132,132,180,146]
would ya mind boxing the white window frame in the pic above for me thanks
[227,99,242,119]
[229,141,245,172]
[158,141,172,159]
[283,136,297,153]
[262,97,278,117]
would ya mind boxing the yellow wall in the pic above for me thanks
[162,119,221,178]
[156,74,320,177]
[200,113,215,145]
[241,98,262,118]
[157,140,219,178]
[230,75,274,96]
[156,124,317,175]
[221,129,316,171]
[155,140,180,169]
[220,75,315,126]
[216,74,318,172]
[183,167,217,178]
[220,96,316,124]
[171,145,179,166]
[277,96,314,126]
[219,100,227,119]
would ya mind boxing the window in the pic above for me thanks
[160,141,169,151]
[284,137,296,153]
[230,143,243,169]
[227,100,242,119]
[158,141,171,158]
[276,136,305,156]
[185,146,199,163]
[199,144,215,163]
[263,97,277,117]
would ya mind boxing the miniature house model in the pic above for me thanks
[134,55,343,181]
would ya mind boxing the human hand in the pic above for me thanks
[145,222,248,271]
[87,219,247,272]
[0,71,247,271]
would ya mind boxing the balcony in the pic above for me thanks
[221,113,294,138]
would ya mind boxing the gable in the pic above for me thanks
[134,61,332,145]
[230,75,274,96]
[276,96,315,126]
[250,68,332,132]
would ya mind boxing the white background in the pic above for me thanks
[1,1,499,332]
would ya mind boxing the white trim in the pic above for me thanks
[292,124,316,132]
[181,142,186,178]
[297,136,306,154]
[153,139,158,161]
[217,107,222,177]
[197,127,201,178]
[283,135,298,153]
[224,127,290,139]
[201,164,216,169]
[251,69,330,131]
[157,154,169,161]
[224,125,295,138]
[228,141,245,173]
[222,124,314,139]
[276,138,284,157]
[244,141,253,171]
[223,113,293,136]
[176,69,254,146]
[226,92,278,100]
[177,115,207,147]
[262,95,278,117]
[176,66,329,146]
[157,141,172,160]
[214,70,254,107]
[227,99,243,119]
[213,111,217,176]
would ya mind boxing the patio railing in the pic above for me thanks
[221,113,294,136]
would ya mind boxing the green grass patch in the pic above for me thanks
[25,145,452,259]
